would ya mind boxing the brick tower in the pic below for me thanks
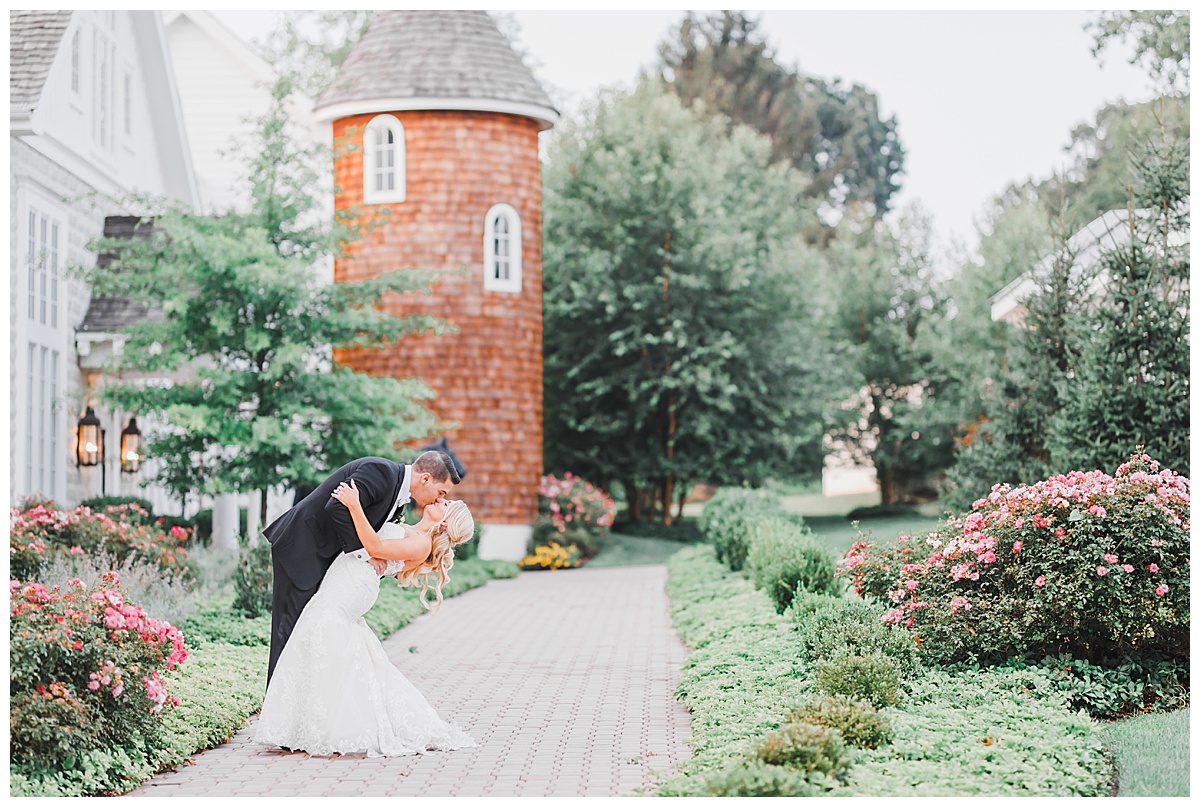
[313,11,557,560]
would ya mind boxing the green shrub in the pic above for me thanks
[10,502,193,581]
[700,488,784,571]
[10,576,187,772]
[745,515,838,612]
[813,651,903,709]
[177,604,270,648]
[755,720,849,776]
[697,759,832,797]
[792,599,920,673]
[786,589,847,619]
[841,453,1190,667]
[846,503,921,520]
[79,496,155,520]
[232,539,272,618]
[190,507,248,546]
[789,696,893,750]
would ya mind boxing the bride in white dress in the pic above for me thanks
[254,482,477,757]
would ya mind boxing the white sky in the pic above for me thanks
[210,8,1161,268]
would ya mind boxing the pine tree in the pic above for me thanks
[1047,106,1190,474]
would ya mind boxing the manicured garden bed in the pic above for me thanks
[656,545,1111,796]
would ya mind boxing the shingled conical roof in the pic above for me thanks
[314,10,556,129]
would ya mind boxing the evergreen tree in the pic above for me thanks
[1047,110,1190,474]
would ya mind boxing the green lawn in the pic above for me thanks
[588,512,941,569]
[586,531,689,568]
[802,513,942,557]
[1105,707,1191,797]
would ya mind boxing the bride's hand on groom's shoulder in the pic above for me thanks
[332,479,362,510]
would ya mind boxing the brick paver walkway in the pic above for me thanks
[127,564,692,797]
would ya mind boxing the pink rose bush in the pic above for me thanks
[10,501,193,580]
[532,473,617,559]
[838,453,1189,667]
[10,572,187,769]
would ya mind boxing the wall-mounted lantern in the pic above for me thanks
[77,407,103,467]
[120,417,141,474]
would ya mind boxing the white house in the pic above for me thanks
[990,207,1190,326]
[10,10,200,509]
[11,11,318,544]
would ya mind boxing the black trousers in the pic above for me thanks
[267,549,323,687]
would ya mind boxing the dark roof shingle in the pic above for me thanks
[315,11,554,117]
[11,10,73,115]
[79,216,158,334]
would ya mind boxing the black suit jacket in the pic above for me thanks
[263,457,406,590]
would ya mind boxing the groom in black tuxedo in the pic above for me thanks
[263,451,461,684]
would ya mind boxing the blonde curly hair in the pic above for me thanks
[395,500,474,610]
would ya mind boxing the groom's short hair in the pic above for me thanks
[412,450,461,485]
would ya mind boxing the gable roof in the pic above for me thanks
[314,10,556,129]
[10,10,73,117]
[990,206,1190,324]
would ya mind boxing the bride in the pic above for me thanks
[254,480,477,757]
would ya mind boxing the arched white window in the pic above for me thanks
[483,203,522,293]
[363,114,405,204]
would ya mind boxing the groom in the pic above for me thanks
[263,451,461,684]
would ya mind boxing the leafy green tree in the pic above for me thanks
[1047,113,1190,475]
[1089,10,1190,91]
[260,11,378,100]
[820,205,955,504]
[654,11,905,220]
[543,81,844,523]
[81,78,446,516]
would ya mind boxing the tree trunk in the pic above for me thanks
[625,479,641,522]
[675,485,687,522]
[879,466,896,506]
[662,475,674,526]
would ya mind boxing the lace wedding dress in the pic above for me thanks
[254,523,476,757]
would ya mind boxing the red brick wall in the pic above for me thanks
[331,110,544,526]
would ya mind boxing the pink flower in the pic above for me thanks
[1035,576,1046,587]
[904,580,919,591]
[1012,541,1023,553]
[1103,553,1118,564]
[87,680,100,691]
[1096,566,1108,576]
[1122,564,1134,573]
[1155,584,1169,597]
[1089,505,1107,518]
[69,546,84,556]
[981,551,997,564]
[1148,564,1159,573]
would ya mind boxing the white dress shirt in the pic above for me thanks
[349,465,411,569]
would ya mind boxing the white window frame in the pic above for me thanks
[483,203,522,293]
[14,187,69,503]
[362,114,405,204]
[70,29,81,94]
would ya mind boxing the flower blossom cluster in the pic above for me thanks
[10,571,187,714]
[538,473,616,535]
[839,453,1189,636]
